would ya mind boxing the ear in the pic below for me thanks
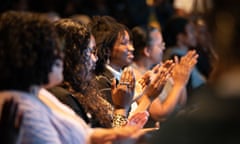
[143,46,151,57]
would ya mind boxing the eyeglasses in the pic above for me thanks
[160,42,165,48]
[149,41,165,49]
[53,59,63,67]
[86,47,98,57]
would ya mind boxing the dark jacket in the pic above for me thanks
[48,86,103,128]
[95,68,115,105]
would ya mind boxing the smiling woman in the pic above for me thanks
[89,16,134,105]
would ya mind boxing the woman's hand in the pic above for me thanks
[127,111,149,128]
[111,67,135,111]
[143,60,174,101]
[172,50,198,86]
[91,125,147,144]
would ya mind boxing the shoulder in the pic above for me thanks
[48,86,71,98]
[48,86,76,107]
[4,92,62,144]
[95,69,114,88]
[48,86,90,123]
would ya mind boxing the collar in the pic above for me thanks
[105,64,122,81]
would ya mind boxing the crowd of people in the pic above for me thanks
[1,0,240,144]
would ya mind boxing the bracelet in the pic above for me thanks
[112,114,128,128]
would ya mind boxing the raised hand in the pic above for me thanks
[133,61,175,113]
[172,50,198,86]
[143,60,174,101]
[134,61,174,102]
[111,67,135,110]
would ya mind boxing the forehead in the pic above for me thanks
[150,29,161,37]
[118,30,130,40]
[149,30,163,42]
[88,35,96,49]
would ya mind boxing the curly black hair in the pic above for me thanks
[0,11,63,92]
[55,19,91,91]
[89,16,129,75]
[54,19,113,127]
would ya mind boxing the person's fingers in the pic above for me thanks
[11,100,18,127]
[135,115,148,128]
[120,67,128,82]
[162,60,173,69]
[129,67,135,91]
[141,121,160,133]
[3,98,16,126]
[131,129,147,139]
[128,111,148,122]
[111,78,117,90]
[152,64,160,73]
[16,111,23,133]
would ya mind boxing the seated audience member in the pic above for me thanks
[46,18,148,128]
[163,16,206,95]
[131,25,198,122]
[0,11,147,144]
[90,15,173,116]
[149,0,240,144]
[193,17,218,78]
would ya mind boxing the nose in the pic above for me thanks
[128,43,135,52]
[91,54,98,63]
[94,55,98,62]
[161,42,166,51]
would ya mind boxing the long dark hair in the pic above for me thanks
[54,19,113,127]
[89,16,127,75]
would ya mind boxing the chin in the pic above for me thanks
[127,59,134,64]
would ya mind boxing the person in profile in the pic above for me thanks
[148,0,240,144]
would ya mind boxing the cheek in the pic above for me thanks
[54,66,63,78]
[48,71,63,86]
[152,48,163,61]
[153,47,163,56]
[112,47,126,59]
[90,54,97,63]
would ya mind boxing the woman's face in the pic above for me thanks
[111,30,134,68]
[86,35,98,71]
[46,59,64,88]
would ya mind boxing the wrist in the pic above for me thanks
[137,95,152,111]
[112,113,128,128]
[173,83,185,90]
[114,108,127,116]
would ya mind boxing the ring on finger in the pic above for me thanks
[119,82,130,85]
[119,82,133,88]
